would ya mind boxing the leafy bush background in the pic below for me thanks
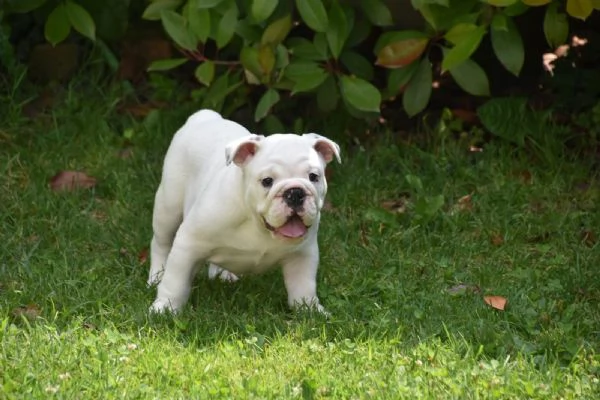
[1,0,599,131]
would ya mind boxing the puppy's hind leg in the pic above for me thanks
[148,184,183,286]
[208,263,239,282]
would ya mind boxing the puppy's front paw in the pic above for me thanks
[291,299,330,317]
[149,298,181,314]
[147,269,163,287]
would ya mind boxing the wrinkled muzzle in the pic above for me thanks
[260,180,320,239]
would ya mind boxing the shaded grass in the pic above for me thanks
[0,87,599,398]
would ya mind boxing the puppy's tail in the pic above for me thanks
[187,109,223,125]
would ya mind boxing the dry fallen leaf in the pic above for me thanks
[581,229,597,247]
[483,295,507,311]
[50,171,97,191]
[117,101,167,118]
[457,193,473,212]
[116,147,134,159]
[447,283,481,296]
[82,322,97,330]
[359,226,370,247]
[490,233,504,246]
[138,248,149,264]
[451,108,479,125]
[322,199,337,212]
[381,193,411,214]
[520,170,533,185]
[12,304,41,319]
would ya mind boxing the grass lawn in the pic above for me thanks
[1,85,599,398]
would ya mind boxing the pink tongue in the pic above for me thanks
[276,218,307,238]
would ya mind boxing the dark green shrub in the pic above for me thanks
[1,0,598,125]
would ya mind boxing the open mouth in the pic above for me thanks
[264,215,309,239]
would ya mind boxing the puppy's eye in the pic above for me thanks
[261,177,274,188]
[309,173,319,183]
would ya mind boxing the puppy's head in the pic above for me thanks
[225,133,340,241]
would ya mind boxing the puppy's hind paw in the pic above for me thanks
[149,298,180,314]
[208,264,239,283]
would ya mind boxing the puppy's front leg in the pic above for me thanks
[150,229,202,313]
[282,250,326,314]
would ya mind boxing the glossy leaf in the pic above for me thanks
[45,4,71,46]
[8,0,48,13]
[339,76,381,113]
[403,58,432,117]
[236,19,262,42]
[325,1,349,59]
[360,0,393,26]
[147,58,188,71]
[261,14,292,45]
[491,16,524,76]
[522,0,551,5]
[477,97,528,146]
[504,1,529,15]
[449,58,490,96]
[142,0,182,20]
[287,38,325,61]
[187,6,210,43]
[314,33,329,59]
[340,51,374,80]
[161,10,197,50]
[252,0,277,22]
[203,73,243,110]
[241,46,264,79]
[216,5,238,48]
[258,45,276,78]
[374,30,429,55]
[347,13,372,47]
[65,1,95,41]
[295,0,328,32]
[376,37,429,68]
[263,114,285,134]
[566,0,594,20]
[417,1,478,32]
[255,88,280,121]
[485,0,518,5]
[285,62,328,93]
[411,0,450,6]
[274,44,289,69]
[195,61,215,86]
[441,25,485,72]
[544,3,568,47]
[387,61,418,95]
[491,13,508,31]
[196,0,225,8]
[317,75,339,112]
[444,23,478,45]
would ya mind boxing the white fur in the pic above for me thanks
[148,110,340,314]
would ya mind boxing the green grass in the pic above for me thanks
[1,85,599,399]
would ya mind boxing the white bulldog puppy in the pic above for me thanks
[148,109,340,314]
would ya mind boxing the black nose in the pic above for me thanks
[283,187,306,208]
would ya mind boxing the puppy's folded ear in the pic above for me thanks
[225,134,264,166]
[303,133,341,164]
